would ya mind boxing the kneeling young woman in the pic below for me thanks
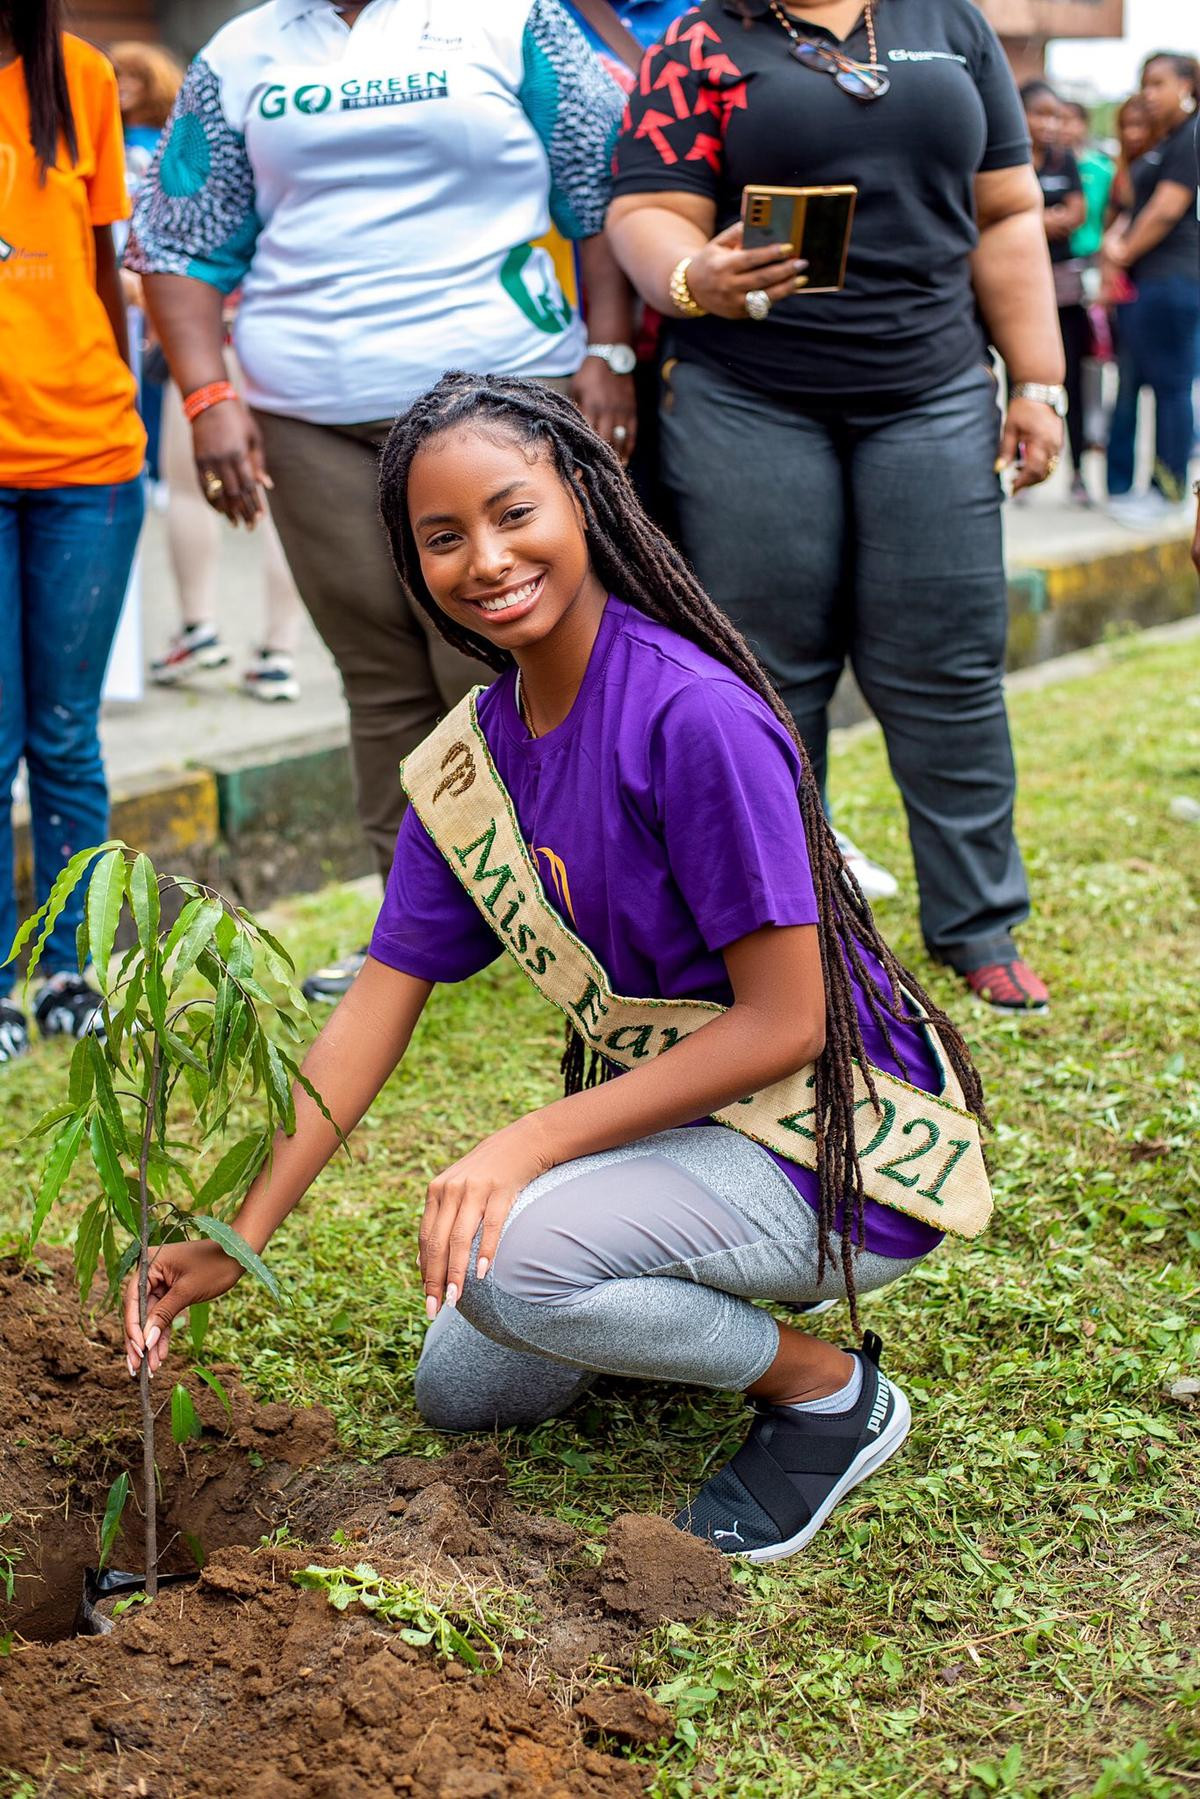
[125,375,990,1563]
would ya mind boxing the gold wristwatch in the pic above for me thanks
[669,256,707,318]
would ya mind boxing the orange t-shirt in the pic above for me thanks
[0,34,145,486]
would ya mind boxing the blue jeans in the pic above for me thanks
[1107,277,1200,499]
[0,480,145,996]
[659,357,1028,967]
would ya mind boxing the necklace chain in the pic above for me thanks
[768,0,879,72]
[515,672,537,740]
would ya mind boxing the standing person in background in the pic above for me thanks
[1060,99,1113,261]
[127,0,630,1005]
[1108,94,1153,219]
[1022,81,1088,504]
[608,0,1063,1012]
[151,372,305,702]
[1060,98,1114,468]
[1105,53,1200,525]
[0,1,146,1062]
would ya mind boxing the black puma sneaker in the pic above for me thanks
[674,1333,911,1564]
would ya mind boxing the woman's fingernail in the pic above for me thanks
[794,275,809,290]
[994,457,1006,473]
[425,1295,438,1321]
[127,1354,137,1378]
[476,1257,490,1280]
[445,1283,458,1309]
[144,1326,161,1352]
[793,259,806,272]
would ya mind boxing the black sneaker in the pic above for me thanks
[0,1000,30,1063]
[674,1334,911,1564]
[300,946,368,1005]
[34,975,105,1042]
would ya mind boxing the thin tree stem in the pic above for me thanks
[137,1038,164,1599]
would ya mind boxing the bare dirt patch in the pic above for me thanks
[0,1255,737,1795]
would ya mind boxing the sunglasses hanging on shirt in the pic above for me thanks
[767,0,891,101]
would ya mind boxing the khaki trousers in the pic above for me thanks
[253,409,483,880]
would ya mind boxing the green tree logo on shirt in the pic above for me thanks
[500,243,573,336]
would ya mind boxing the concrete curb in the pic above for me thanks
[1006,533,1197,668]
[830,530,1198,728]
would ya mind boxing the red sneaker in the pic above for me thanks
[963,957,1049,1013]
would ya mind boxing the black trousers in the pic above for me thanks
[658,357,1030,968]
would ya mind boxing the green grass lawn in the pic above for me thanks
[4,630,1198,1797]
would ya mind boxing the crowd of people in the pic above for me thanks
[2,0,1199,1552]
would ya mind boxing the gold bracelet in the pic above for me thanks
[668,255,707,319]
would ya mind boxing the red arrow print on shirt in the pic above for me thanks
[696,50,744,83]
[685,132,724,173]
[635,107,681,164]
[653,57,693,120]
[696,78,748,121]
[668,15,718,47]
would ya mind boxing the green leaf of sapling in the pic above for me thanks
[68,1036,95,1109]
[7,840,117,976]
[187,1301,210,1360]
[170,899,223,992]
[193,1365,232,1421]
[170,1383,201,1445]
[30,1112,89,1248]
[129,853,160,959]
[86,848,127,994]
[195,1131,269,1214]
[75,1198,105,1304]
[98,1471,131,1573]
[88,1116,138,1236]
[191,1215,283,1303]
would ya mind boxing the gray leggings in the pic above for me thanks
[415,1128,925,1433]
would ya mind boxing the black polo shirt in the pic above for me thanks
[1035,148,1083,264]
[611,0,1031,399]
[1128,115,1200,284]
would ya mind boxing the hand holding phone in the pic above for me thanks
[680,221,809,320]
[741,186,857,293]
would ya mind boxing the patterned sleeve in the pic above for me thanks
[610,12,739,201]
[518,0,624,239]
[124,56,260,293]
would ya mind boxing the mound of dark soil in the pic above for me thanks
[0,1256,737,1796]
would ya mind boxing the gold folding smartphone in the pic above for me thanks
[741,185,857,293]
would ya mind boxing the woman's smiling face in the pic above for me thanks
[407,425,604,652]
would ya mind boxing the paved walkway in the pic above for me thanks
[100,449,1196,792]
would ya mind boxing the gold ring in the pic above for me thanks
[203,471,224,499]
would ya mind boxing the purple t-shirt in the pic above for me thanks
[370,598,943,1259]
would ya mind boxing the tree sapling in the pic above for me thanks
[7,844,338,1597]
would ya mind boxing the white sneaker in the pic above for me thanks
[834,830,899,902]
[1106,492,1177,530]
[242,649,300,703]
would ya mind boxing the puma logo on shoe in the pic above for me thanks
[712,1522,745,1544]
[866,1379,890,1437]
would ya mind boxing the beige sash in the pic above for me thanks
[401,691,993,1239]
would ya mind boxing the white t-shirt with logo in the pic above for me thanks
[128,0,621,424]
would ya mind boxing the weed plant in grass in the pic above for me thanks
[2,633,1197,1795]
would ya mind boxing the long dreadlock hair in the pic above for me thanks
[379,372,987,1328]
